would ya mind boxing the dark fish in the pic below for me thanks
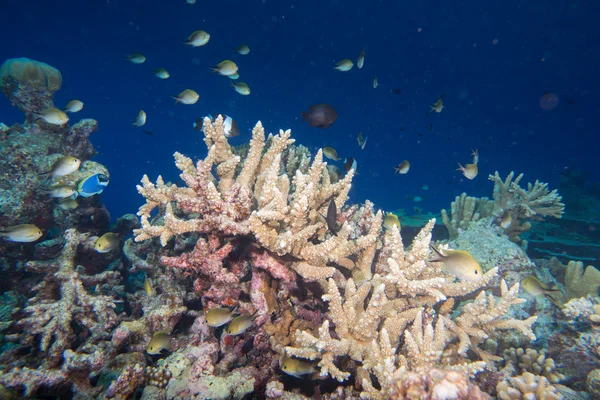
[391,88,402,95]
[343,158,357,173]
[301,104,338,129]
[142,129,155,136]
[326,197,339,235]
[427,124,433,132]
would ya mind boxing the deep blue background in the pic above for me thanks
[1,0,598,221]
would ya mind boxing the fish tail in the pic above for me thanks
[171,97,180,105]
[456,163,464,172]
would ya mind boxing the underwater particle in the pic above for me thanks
[357,49,365,69]
[206,306,239,327]
[231,81,250,95]
[185,30,210,47]
[281,358,316,378]
[301,103,338,129]
[539,92,559,110]
[64,99,84,113]
[34,107,69,125]
[492,38,499,45]
[147,331,171,355]
[94,232,120,253]
[394,160,410,174]
[235,44,250,55]
[40,156,81,180]
[428,246,483,281]
[428,94,445,115]
[172,89,199,104]
[124,52,146,64]
[333,59,353,71]
[372,74,378,88]
[323,147,341,161]
[133,110,146,127]
[357,131,368,149]
[212,60,239,76]
[0,224,43,242]
[77,173,109,197]
[383,213,401,230]
[152,68,170,79]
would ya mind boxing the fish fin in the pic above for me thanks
[428,245,445,262]
[171,97,180,105]
[456,163,465,172]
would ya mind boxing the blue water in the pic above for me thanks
[1,0,598,220]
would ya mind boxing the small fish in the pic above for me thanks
[185,30,210,47]
[206,306,239,327]
[428,246,483,281]
[94,232,120,253]
[500,210,512,229]
[144,276,155,296]
[173,89,199,105]
[333,59,353,72]
[383,213,401,230]
[34,108,69,125]
[77,173,109,197]
[326,196,339,235]
[152,68,170,79]
[281,358,316,379]
[521,276,562,297]
[187,0,196,4]
[457,162,478,180]
[471,149,479,165]
[64,100,84,113]
[228,73,240,80]
[428,95,445,115]
[212,60,238,76]
[357,49,365,69]
[146,331,171,355]
[372,74,379,89]
[421,185,429,191]
[235,44,250,55]
[301,104,338,129]
[392,88,402,95]
[427,124,433,132]
[343,158,357,173]
[408,195,423,202]
[357,132,368,150]
[141,129,155,136]
[133,110,146,127]
[394,160,410,174]
[41,185,78,199]
[326,165,341,183]
[226,312,257,335]
[40,156,81,180]
[124,53,146,64]
[231,81,250,95]
[323,147,341,161]
[57,197,78,211]
[0,224,43,243]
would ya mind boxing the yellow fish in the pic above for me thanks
[226,312,257,335]
[64,100,84,113]
[521,276,562,297]
[500,210,512,229]
[333,59,353,72]
[231,81,250,95]
[133,110,146,127]
[357,49,365,69]
[428,95,444,115]
[212,60,238,76]
[172,89,199,105]
[41,185,77,199]
[394,160,410,174]
[281,358,317,378]
[206,307,238,328]
[57,197,78,211]
[35,108,69,125]
[146,331,171,355]
[428,246,483,281]
[323,147,341,161]
[40,156,81,180]
[144,276,155,296]
[185,30,210,47]
[326,165,342,183]
[383,213,401,230]
[94,232,120,253]
[0,224,43,242]
[152,68,170,79]
[457,162,478,180]
[235,44,250,55]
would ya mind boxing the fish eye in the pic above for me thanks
[98,174,109,183]
[474,270,478,274]
[283,366,287,369]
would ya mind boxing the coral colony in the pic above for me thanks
[1,57,600,399]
